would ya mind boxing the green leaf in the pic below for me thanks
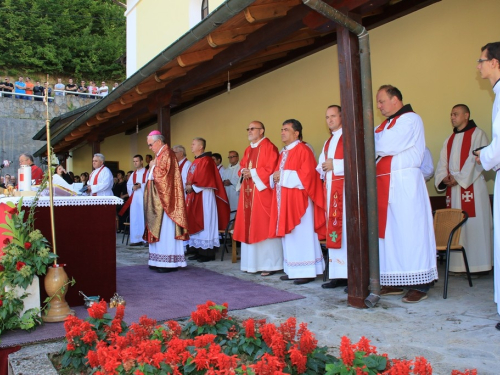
[363,355,387,371]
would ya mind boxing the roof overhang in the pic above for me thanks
[34,0,439,157]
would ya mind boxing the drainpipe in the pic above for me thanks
[302,0,380,308]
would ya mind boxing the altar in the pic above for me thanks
[0,196,123,306]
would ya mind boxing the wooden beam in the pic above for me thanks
[155,66,187,82]
[207,24,263,47]
[167,4,312,93]
[86,117,107,127]
[70,127,91,137]
[252,38,315,59]
[106,101,134,113]
[177,48,221,68]
[96,112,119,121]
[135,80,168,95]
[336,22,370,309]
[119,90,144,105]
[157,106,171,146]
[244,0,301,23]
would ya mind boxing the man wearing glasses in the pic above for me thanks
[0,77,14,98]
[143,131,189,273]
[474,41,500,331]
[233,121,283,277]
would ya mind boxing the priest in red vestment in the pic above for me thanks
[233,121,283,276]
[143,131,189,273]
[269,119,326,285]
[185,137,230,262]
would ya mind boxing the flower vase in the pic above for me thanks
[42,266,73,322]
[5,275,41,317]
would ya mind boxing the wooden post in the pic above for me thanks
[157,105,171,146]
[336,22,370,308]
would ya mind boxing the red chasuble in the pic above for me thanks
[185,154,230,234]
[233,138,279,244]
[30,165,44,185]
[269,142,326,239]
[445,128,476,217]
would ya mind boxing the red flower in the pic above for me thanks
[3,238,10,245]
[355,336,377,355]
[340,336,355,366]
[289,346,307,373]
[24,242,31,249]
[7,207,18,215]
[0,265,5,272]
[297,323,317,355]
[243,318,256,339]
[16,261,26,271]
[0,299,3,307]
[412,356,432,375]
[88,300,107,319]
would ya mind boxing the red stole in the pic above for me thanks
[179,158,188,174]
[90,166,104,196]
[118,169,146,216]
[374,114,409,238]
[446,128,476,217]
[242,146,260,241]
[324,135,344,249]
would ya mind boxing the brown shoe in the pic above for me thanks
[402,289,428,303]
[380,286,404,295]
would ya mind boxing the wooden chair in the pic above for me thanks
[122,216,130,245]
[220,211,237,261]
[433,209,472,299]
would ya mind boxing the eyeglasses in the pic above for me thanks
[148,140,158,148]
[246,127,263,132]
[477,59,491,63]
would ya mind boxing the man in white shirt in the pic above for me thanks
[125,155,148,246]
[222,151,240,215]
[86,153,114,196]
[99,81,109,97]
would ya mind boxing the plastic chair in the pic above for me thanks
[433,209,472,299]
[220,211,237,261]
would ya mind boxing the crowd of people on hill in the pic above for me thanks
[0,76,120,100]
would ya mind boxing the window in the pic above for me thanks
[201,0,209,20]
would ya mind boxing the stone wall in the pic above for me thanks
[0,95,96,179]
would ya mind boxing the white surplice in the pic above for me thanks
[126,167,147,244]
[479,81,500,315]
[421,147,435,182]
[188,187,220,250]
[147,156,186,268]
[316,128,347,279]
[375,111,437,286]
[435,127,492,272]
[89,165,114,196]
[222,163,240,212]
[271,140,324,279]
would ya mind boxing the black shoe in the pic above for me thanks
[344,287,348,294]
[280,275,291,281]
[156,267,178,273]
[143,242,149,247]
[129,242,143,247]
[149,266,157,270]
[293,278,315,285]
[322,279,348,289]
[197,255,215,262]
[185,247,197,255]
[188,254,201,260]
[496,322,500,331]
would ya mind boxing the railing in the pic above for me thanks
[0,90,105,100]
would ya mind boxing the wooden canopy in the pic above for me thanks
[33,0,438,156]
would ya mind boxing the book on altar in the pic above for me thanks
[53,184,77,196]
